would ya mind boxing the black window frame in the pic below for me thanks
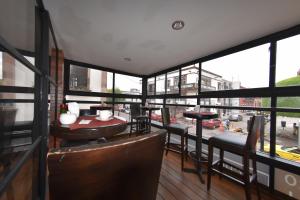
[0,2,59,199]
[145,24,300,193]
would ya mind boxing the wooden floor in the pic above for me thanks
[158,151,281,200]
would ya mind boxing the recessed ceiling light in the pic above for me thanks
[124,57,131,61]
[172,20,185,30]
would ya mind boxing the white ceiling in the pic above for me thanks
[1,1,300,75]
[0,0,35,53]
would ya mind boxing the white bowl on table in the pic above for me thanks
[59,112,77,125]
[96,110,113,121]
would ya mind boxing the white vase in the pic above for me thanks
[68,102,80,117]
[60,112,77,125]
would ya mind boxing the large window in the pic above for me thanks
[275,96,300,163]
[147,77,155,95]
[156,74,165,95]
[276,34,300,87]
[181,64,199,95]
[115,74,142,95]
[167,70,179,94]
[0,52,34,87]
[69,65,113,93]
[202,44,270,91]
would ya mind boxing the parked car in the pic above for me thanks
[264,145,300,163]
[228,114,243,121]
[202,119,222,129]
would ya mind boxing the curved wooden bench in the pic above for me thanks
[48,130,167,200]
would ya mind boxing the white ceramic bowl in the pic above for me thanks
[98,110,112,121]
[59,112,77,125]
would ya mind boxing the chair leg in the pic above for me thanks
[181,134,184,170]
[243,153,251,200]
[207,143,213,191]
[129,118,133,136]
[136,119,140,134]
[219,149,224,179]
[185,133,188,161]
[53,136,57,148]
[165,131,170,155]
[253,156,261,200]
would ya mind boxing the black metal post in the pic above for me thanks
[142,77,147,106]
[35,7,50,200]
[269,41,277,192]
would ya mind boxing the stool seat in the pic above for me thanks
[166,123,188,135]
[209,133,247,153]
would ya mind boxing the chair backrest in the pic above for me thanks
[130,103,141,117]
[48,130,167,200]
[161,107,170,127]
[0,107,17,130]
[0,107,17,151]
[246,115,264,153]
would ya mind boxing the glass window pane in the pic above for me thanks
[115,74,142,95]
[181,64,199,95]
[116,98,141,103]
[166,98,197,106]
[0,52,34,87]
[202,44,270,90]
[275,112,300,163]
[150,105,163,123]
[167,70,179,94]
[114,104,131,121]
[147,77,155,95]
[276,34,300,87]
[65,95,106,102]
[156,75,165,95]
[200,97,271,108]
[69,65,113,93]
[146,98,163,104]
[277,97,300,109]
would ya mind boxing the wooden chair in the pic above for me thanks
[48,130,166,200]
[0,107,17,153]
[129,103,149,135]
[161,107,188,170]
[207,115,264,200]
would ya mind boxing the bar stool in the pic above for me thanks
[207,115,264,200]
[161,107,188,170]
[129,104,149,135]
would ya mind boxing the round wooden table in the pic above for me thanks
[50,116,127,147]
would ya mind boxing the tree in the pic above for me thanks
[106,88,125,102]
[262,76,300,117]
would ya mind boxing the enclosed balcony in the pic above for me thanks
[1,0,300,200]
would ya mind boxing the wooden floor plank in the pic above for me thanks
[158,182,177,200]
[158,151,281,200]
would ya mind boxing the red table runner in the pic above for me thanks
[67,116,127,130]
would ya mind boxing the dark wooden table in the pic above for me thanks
[50,116,127,147]
[141,106,160,132]
[90,105,113,115]
[183,111,218,183]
